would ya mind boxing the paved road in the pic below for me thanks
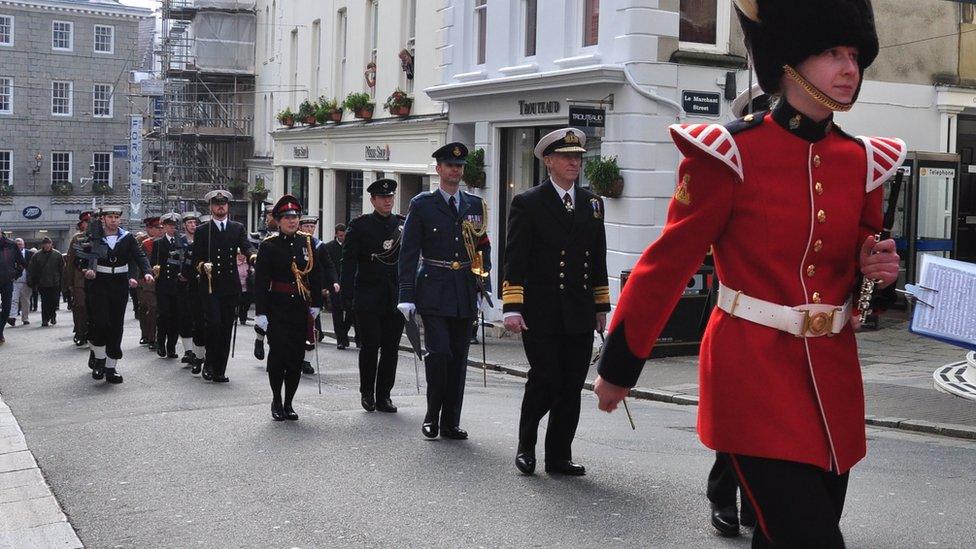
[0,313,974,548]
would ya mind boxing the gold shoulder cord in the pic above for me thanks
[291,234,314,301]
[782,65,854,112]
[462,197,490,278]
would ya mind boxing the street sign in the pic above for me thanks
[568,106,606,128]
[681,90,721,117]
[113,145,128,159]
[129,115,143,218]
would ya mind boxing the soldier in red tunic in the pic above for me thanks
[594,1,903,546]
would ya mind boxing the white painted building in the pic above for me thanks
[248,0,448,239]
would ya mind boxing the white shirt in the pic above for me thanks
[105,234,119,250]
[213,218,227,231]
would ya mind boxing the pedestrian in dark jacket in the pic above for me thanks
[27,237,64,327]
[0,229,28,344]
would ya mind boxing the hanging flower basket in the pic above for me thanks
[92,181,112,195]
[249,188,269,202]
[463,148,487,188]
[51,181,74,196]
[384,89,413,117]
[584,156,624,198]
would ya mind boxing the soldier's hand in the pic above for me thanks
[178,274,187,282]
[309,307,320,319]
[396,302,416,319]
[596,312,607,332]
[128,278,139,289]
[144,274,155,284]
[860,236,899,288]
[503,314,528,333]
[84,269,96,280]
[333,283,340,294]
[594,376,629,413]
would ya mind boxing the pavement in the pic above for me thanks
[0,306,974,547]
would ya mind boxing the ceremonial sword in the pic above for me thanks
[593,331,636,430]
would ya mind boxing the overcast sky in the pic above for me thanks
[119,0,160,9]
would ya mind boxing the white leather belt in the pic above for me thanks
[95,265,128,275]
[717,282,851,338]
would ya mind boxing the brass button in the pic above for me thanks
[559,284,564,290]
[585,251,590,257]
[584,274,589,279]
[584,262,588,268]
[806,265,816,277]
[812,292,822,304]
[559,272,565,279]
[813,155,822,167]
[817,210,826,224]
[813,239,823,253]
[561,250,566,256]
[815,182,824,195]
[559,261,565,267]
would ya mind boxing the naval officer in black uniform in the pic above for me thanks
[192,189,254,382]
[398,143,491,439]
[503,128,611,476]
[254,195,323,420]
[81,205,153,384]
[342,179,405,413]
[152,212,186,359]
[178,211,206,373]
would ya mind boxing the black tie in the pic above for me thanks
[563,193,574,212]
[449,195,457,215]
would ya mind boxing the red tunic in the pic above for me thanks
[597,106,906,473]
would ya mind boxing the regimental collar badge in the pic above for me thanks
[565,131,580,145]
[674,173,692,206]
[789,114,802,130]
[590,197,602,219]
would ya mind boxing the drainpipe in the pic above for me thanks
[622,62,686,120]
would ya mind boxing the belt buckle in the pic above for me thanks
[450,261,461,270]
[800,309,835,337]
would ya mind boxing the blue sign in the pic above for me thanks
[22,206,42,220]
[113,145,129,159]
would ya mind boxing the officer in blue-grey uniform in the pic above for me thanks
[398,143,491,440]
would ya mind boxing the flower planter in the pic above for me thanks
[281,117,295,128]
[249,189,269,202]
[329,110,343,123]
[354,107,374,120]
[391,105,411,117]
[597,177,625,198]
[303,116,317,126]
[464,171,486,189]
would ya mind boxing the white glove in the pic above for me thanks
[397,302,416,319]
[255,315,269,332]
[309,307,320,319]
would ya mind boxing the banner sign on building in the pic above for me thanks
[681,90,721,117]
[568,106,606,128]
[129,115,143,218]
[113,145,129,159]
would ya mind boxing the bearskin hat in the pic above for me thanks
[734,0,879,95]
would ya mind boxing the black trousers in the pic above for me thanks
[355,308,404,399]
[0,281,11,338]
[266,295,307,376]
[238,291,252,323]
[39,286,60,323]
[129,288,139,317]
[517,331,592,461]
[202,293,238,377]
[179,284,205,347]
[156,291,181,354]
[730,454,849,548]
[89,276,130,360]
[708,452,755,515]
[422,315,474,428]
[331,293,353,345]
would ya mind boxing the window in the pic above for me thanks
[474,0,487,65]
[311,19,321,96]
[0,151,10,187]
[94,25,114,53]
[402,0,416,93]
[366,0,379,97]
[523,0,537,57]
[335,9,347,98]
[93,84,113,117]
[52,152,71,186]
[582,0,599,47]
[52,21,72,51]
[0,15,13,46]
[346,171,364,221]
[679,0,731,53]
[0,77,11,114]
[93,152,111,187]
[52,81,72,116]
[289,28,298,106]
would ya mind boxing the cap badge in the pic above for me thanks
[789,114,802,130]
[453,146,462,157]
[383,239,394,250]
[564,132,580,145]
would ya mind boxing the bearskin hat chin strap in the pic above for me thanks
[782,64,856,112]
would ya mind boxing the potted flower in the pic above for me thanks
[276,107,296,128]
[462,148,486,188]
[298,99,317,126]
[344,92,375,120]
[227,179,247,198]
[92,180,112,195]
[0,184,12,197]
[249,177,269,202]
[51,181,74,196]
[316,97,342,123]
[584,155,624,198]
[384,89,413,117]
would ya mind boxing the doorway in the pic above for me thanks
[955,116,976,263]
[398,173,425,214]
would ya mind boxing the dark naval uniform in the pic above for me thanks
[178,212,205,371]
[192,191,254,382]
[254,195,323,421]
[152,220,187,359]
[399,145,491,438]
[342,179,405,412]
[82,219,151,383]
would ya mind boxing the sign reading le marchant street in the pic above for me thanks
[681,90,721,117]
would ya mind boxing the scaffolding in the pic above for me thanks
[147,0,256,211]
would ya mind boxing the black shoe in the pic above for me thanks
[710,504,740,537]
[88,351,96,370]
[191,360,202,375]
[202,366,213,381]
[78,338,87,346]
[361,395,375,412]
[441,427,468,440]
[181,351,195,364]
[545,460,586,476]
[375,398,397,413]
[148,342,156,351]
[516,451,536,475]
[283,404,299,420]
[92,358,105,380]
[421,422,439,439]
[167,351,179,359]
[317,332,325,343]
[301,361,315,375]
[740,503,756,528]
[336,344,347,350]
[50,317,56,325]
[41,321,48,327]
[157,345,167,358]
[6,319,14,327]
[139,337,148,345]
[105,368,123,384]
[271,402,284,421]
[21,320,28,326]
[213,375,230,383]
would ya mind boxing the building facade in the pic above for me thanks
[249,0,447,239]
[0,0,151,248]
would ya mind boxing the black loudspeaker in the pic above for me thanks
[620,265,715,358]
